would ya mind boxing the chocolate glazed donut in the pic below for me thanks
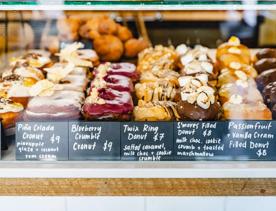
[262,82,276,119]
[177,101,220,120]
[256,68,276,91]
[254,58,276,74]
[256,48,276,60]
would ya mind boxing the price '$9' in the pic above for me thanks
[50,134,60,144]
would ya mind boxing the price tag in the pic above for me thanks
[16,122,68,161]
[121,122,173,161]
[174,121,276,161]
[69,121,120,160]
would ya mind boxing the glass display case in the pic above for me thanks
[0,0,276,197]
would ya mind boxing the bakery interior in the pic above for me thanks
[0,9,276,157]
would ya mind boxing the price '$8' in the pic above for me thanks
[203,129,212,137]
[256,149,267,158]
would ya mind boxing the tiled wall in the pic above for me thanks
[0,196,276,211]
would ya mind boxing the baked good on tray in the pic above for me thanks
[216,36,251,69]
[222,100,272,120]
[256,68,276,91]
[217,69,257,88]
[219,82,263,105]
[262,82,276,119]
[24,80,84,120]
[82,62,136,120]
[10,50,52,70]
[254,58,276,74]
[25,90,84,120]
[57,42,99,68]
[71,16,149,62]
[137,45,178,73]
[216,37,273,120]
[176,44,219,80]
[176,74,220,120]
[82,87,133,120]
[0,97,24,129]
[135,81,179,102]
[134,45,180,121]
[254,48,276,74]
[93,62,138,81]
[134,100,179,121]
[255,48,276,60]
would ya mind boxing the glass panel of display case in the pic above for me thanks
[0,9,275,161]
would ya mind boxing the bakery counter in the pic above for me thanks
[1,145,276,196]
[0,159,276,196]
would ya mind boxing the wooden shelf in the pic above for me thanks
[0,178,275,196]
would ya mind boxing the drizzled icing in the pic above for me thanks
[45,62,76,83]
[138,45,177,72]
[10,52,51,68]
[0,97,23,113]
[3,66,44,81]
[58,42,96,67]
[86,88,131,105]
[7,81,32,97]
[178,74,216,109]
[29,80,63,97]
[176,44,214,75]
[27,90,84,110]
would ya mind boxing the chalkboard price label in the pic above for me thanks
[121,122,173,161]
[69,121,120,160]
[174,121,276,161]
[16,122,68,161]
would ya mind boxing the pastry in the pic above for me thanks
[78,16,146,60]
[216,36,251,69]
[94,35,124,62]
[91,74,133,92]
[223,100,272,120]
[135,81,179,102]
[256,68,276,91]
[254,58,276,74]
[226,62,258,78]
[137,45,177,72]
[10,51,52,70]
[98,17,118,35]
[139,69,179,86]
[176,74,220,120]
[25,90,84,121]
[82,87,133,120]
[217,69,256,88]
[262,82,276,119]
[58,42,99,67]
[2,66,45,108]
[134,100,179,121]
[124,38,149,58]
[117,25,133,42]
[60,74,88,92]
[94,62,138,81]
[134,45,180,121]
[176,44,218,80]
[45,62,88,91]
[0,97,23,129]
[263,82,276,107]
[57,18,81,41]
[79,18,101,40]
[219,82,263,105]
[83,62,136,120]
[256,48,276,60]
